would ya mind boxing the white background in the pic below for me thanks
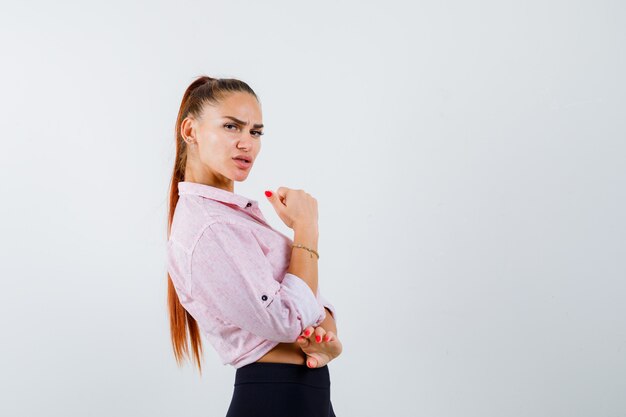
[1,1,625,416]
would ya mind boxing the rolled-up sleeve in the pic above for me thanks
[189,221,327,343]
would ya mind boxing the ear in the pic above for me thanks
[180,116,197,144]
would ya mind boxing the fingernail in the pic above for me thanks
[304,329,310,336]
[323,335,329,342]
[316,335,321,342]
[265,190,272,197]
[307,360,313,367]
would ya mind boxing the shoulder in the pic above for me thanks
[169,195,249,250]
[172,216,255,257]
[192,218,259,254]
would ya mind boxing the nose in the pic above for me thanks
[237,134,254,149]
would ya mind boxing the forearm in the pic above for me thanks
[287,226,336,335]
[320,307,337,336]
[287,226,319,295]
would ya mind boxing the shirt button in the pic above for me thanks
[246,202,252,208]
[261,294,268,301]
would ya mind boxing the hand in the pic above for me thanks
[296,325,343,368]
[265,187,318,230]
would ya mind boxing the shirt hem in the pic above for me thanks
[230,339,281,369]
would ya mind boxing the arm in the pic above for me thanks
[287,225,319,295]
[289,225,337,335]
[320,307,337,336]
[188,221,327,342]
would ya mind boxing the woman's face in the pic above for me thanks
[182,91,263,190]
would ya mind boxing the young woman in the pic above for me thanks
[166,76,342,417]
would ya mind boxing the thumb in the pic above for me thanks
[306,356,318,368]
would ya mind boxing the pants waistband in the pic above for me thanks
[234,362,330,389]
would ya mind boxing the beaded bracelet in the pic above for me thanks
[291,243,319,259]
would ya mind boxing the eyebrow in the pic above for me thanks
[223,116,264,129]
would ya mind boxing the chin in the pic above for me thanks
[232,171,251,181]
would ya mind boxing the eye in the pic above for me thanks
[224,123,239,131]
[251,131,264,137]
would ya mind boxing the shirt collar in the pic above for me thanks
[177,181,259,209]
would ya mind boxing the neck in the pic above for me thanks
[184,167,233,193]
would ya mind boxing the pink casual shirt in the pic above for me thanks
[167,181,337,369]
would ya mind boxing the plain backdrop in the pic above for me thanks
[1,1,625,416]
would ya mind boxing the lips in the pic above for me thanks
[233,158,252,169]
[233,154,252,163]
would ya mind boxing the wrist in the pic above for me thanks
[293,226,319,247]
[293,221,318,235]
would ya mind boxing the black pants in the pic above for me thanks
[225,362,337,417]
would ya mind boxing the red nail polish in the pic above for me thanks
[265,190,272,197]
[316,335,321,342]
[304,330,310,336]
